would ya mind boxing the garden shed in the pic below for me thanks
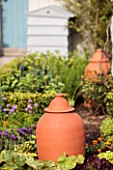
[27,5,74,55]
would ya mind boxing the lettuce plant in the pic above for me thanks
[100,117,113,138]
[98,151,113,164]
[0,151,84,170]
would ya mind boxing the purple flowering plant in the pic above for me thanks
[1,96,39,125]
[0,96,39,152]
[24,99,39,116]
[2,98,17,115]
[0,123,37,151]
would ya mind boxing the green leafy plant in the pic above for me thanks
[0,92,56,135]
[61,51,88,104]
[0,51,87,104]
[2,91,56,115]
[81,73,113,115]
[64,0,113,51]
[0,80,2,113]
[0,52,65,93]
[0,150,84,170]
[100,117,113,138]
[86,136,113,155]
[56,152,84,170]
[98,151,113,164]
[12,135,37,156]
[104,91,113,117]
[0,150,27,170]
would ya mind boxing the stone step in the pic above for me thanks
[0,48,27,56]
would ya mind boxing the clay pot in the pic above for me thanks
[84,49,111,80]
[36,94,85,163]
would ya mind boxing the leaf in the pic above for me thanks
[16,155,26,166]
[31,135,36,139]
[1,150,11,162]
[11,79,18,88]
[56,153,84,170]
[76,154,85,164]
[0,153,5,163]
[57,152,67,162]
[26,156,38,169]
[4,163,19,170]
[43,160,55,168]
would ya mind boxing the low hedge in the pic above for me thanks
[2,91,57,115]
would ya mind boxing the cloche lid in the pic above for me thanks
[44,94,75,113]
[90,49,108,62]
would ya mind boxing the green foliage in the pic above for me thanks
[104,91,113,117]
[25,157,58,170]
[56,152,84,170]
[81,74,113,115]
[2,91,55,115]
[98,151,113,164]
[0,51,87,103]
[0,52,64,93]
[0,124,36,152]
[86,136,113,156]
[64,0,113,50]
[60,51,88,103]
[1,112,35,132]
[0,91,57,150]
[0,150,27,170]
[0,80,2,113]
[12,135,37,156]
[100,117,113,138]
[0,150,84,170]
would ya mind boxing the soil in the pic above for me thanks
[75,103,106,144]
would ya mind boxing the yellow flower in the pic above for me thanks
[104,141,110,145]
[93,140,98,145]
[98,137,103,142]
[107,139,112,143]
[3,121,8,126]
[13,159,16,162]
[97,149,101,152]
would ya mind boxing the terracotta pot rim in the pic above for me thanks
[89,59,109,62]
[44,107,75,113]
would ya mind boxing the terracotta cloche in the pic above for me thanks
[84,49,111,80]
[36,94,85,163]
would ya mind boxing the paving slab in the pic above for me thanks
[0,56,19,67]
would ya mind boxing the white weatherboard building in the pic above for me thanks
[0,0,78,56]
[27,5,74,55]
[28,0,64,11]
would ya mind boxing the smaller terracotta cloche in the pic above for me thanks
[84,49,111,80]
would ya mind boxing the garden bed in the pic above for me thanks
[0,52,113,169]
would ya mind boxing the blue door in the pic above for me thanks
[2,0,28,48]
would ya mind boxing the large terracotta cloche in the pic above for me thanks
[36,94,85,163]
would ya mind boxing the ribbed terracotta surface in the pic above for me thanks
[84,49,111,80]
[36,94,85,163]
